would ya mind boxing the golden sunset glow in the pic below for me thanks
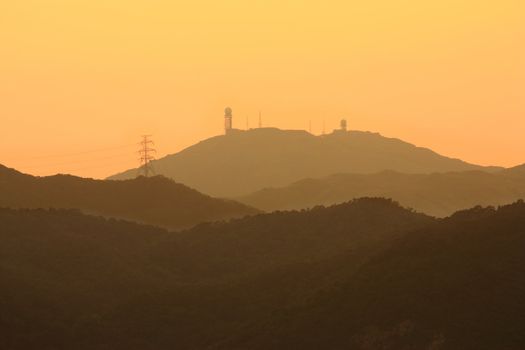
[1,0,524,178]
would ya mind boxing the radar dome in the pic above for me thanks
[224,107,233,117]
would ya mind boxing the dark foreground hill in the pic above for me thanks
[236,203,525,350]
[2,199,525,349]
[0,164,258,229]
[239,169,525,216]
[109,128,499,197]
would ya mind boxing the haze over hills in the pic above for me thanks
[0,199,433,349]
[109,128,501,197]
[2,199,524,349]
[502,163,525,177]
[0,164,258,229]
[239,169,525,216]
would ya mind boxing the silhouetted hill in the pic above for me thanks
[3,199,525,349]
[0,199,432,349]
[232,202,525,349]
[502,163,525,177]
[108,128,500,197]
[154,197,432,283]
[239,170,525,216]
[0,164,258,229]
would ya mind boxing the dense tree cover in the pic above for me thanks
[1,199,524,349]
[0,164,258,229]
[229,202,525,349]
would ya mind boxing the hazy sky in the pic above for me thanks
[1,0,524,178]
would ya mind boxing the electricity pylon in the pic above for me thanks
[138,135,156,177]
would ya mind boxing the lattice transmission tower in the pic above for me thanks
[138,135,156,177]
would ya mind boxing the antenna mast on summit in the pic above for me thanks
[259,111,262,128]
[138,135,156,177]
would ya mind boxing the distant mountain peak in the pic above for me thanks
[109,128,501,197]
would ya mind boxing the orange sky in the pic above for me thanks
[1,0,524,178]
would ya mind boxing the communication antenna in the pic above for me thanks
[224,107,233,134]
[340,118,347,131]
[259,111,262,128]
[138,135,156,177]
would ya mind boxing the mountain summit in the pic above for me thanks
[109,128,500,197]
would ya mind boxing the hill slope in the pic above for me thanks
[2,200,525,349]
[109,128,499,197]
[231,202,525,349]
[239,170,525,216]
[0,199,432,350]
[0,164,258,229]
[501,163,525,177]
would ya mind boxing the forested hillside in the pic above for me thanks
[2,199,524,349]
[0,164,258,229]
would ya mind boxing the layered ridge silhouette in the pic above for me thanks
[0,164,258,229]
[109,128,501,197]
[239,168,525,216]
[214,202,525,349]
[2,199,524,349]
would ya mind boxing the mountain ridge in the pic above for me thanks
[2,200,524,349]
[0,164,258,229]
[108,128,502,197]
[238,169,525,216]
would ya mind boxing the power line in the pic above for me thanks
[61,160,136,173]
[11,153,133,169]
[1,143,137,162]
